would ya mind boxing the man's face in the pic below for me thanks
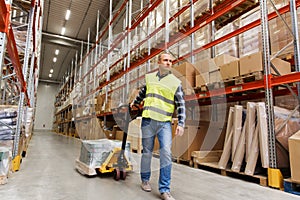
[158,54,173,69]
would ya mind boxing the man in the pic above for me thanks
[131,52,186,200]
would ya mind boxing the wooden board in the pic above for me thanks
[232,105,243,161]
[196,162,267,187]
[256,103,269,168]
[75,159,97,176]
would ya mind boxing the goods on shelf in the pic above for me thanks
[289,130,300,183]
[215,20,239,57]
[218,103,300,175]
[239,52,291,75]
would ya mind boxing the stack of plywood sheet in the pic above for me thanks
[218,103,300,175]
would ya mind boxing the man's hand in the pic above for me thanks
[175,125,184,136]
[130,102,136,109]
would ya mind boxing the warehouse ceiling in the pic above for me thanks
[40,0,144,84]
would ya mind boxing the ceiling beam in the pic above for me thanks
[39,79,61,84]
[42,31,94,48]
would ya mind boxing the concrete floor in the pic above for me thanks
[0,131,299,200]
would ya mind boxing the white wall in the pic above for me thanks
[34,82,59,130]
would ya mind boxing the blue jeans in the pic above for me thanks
[140,118,172,193]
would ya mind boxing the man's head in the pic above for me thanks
[158,53,173,75]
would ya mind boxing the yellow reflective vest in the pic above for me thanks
[142,72,181,122]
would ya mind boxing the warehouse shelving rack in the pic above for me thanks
[0,0,42,171]
[53,0,300,189]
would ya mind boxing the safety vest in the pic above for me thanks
[142,72,181,122]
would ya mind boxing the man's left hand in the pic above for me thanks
[175,126,184,136]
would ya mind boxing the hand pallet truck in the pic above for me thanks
[96,103,140,181]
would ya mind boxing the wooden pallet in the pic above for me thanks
[173,157,194,167]
[206,82,225,90]
[236,71,264,84]
[131,147,142,155]
[0,176,8,185]
[194,85,209,93]
[194,162,268,187]
[284,178,300,196]
[75,159,97,176]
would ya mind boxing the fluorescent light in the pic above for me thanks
[65,9,71,20]
[61,27,66,35]
[55,49,59,55]
[49,74,52,78]
[50,69,54,73]
[53,57,57,62]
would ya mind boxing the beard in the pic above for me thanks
[159,65,171,75]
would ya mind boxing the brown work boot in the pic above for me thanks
[141,181,152,192]
[161,192,175,200]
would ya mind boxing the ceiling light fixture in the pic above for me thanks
[49,74,53,78]
[65,9,71,20]
[53,57,57,62]
[50,69,54,73]
[61,27,66,35]
[55,49,59,55]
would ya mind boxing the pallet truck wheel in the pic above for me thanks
[114,168,120,181]
[120,170,127,180]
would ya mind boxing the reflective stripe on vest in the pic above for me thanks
[142,72,181,122]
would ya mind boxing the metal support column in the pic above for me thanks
[147,3,153,72]
[165,0,170,50]
[290,0,300,100]
[190,0,195,64]
[125,0,132,100]
[260,0,281,189]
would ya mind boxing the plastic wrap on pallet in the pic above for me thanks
[0,147,10,176]
[274,106,300,168]
[79,139,131,168]
[0,118,17,126]
[269,10,300,56]
[239,8,261,57]
[0,140,13,156]
[0,130,14,140]
[0,110,17,119]
[215,20,239,57]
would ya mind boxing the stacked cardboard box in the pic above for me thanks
[289,130,300,183]
[194,54,239,86]
[239,52,291,75]
[173,62,196,94]
[75,118,105,140]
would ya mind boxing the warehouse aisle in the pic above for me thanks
[0,131,299,200]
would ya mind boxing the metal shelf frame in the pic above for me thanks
[0,0,42,170]
[60,0,300,186]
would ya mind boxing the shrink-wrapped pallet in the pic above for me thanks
[79,139,131,168]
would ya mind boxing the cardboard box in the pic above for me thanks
[194,59,217,74]
[219,60,239,79]
[213,54,238,67]
[115,131,124,141]
[270,58,291,75]
[209,70,222,83]
[289,130,300,182]
[173,126,200,161]
[173,62,196,77]
[172,121,226,161]
[177,75,195,88]
[240,52,263,75]
[240,52,291,75]
[104,130,115,140]
[196,73,209,87]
